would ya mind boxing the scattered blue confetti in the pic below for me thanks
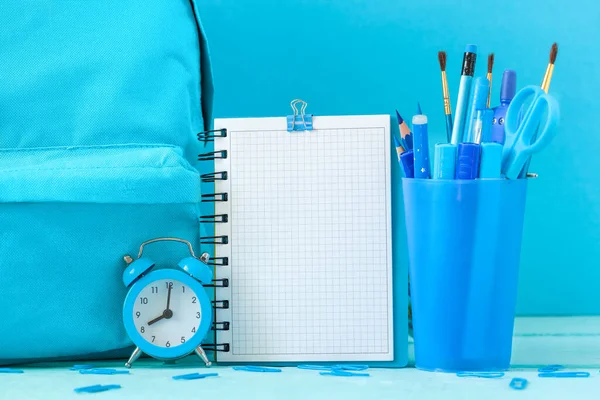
[538,364,564,372]
[0,368,24,374]
[232,366,282,373]
[456,372,505,378]
[538,371,590,378]
[172,372,219,380]
[320,370,370,377]
[510,377,528,390]
[74,384,121,394]
[70,364,95,371]
[79,368,130,375]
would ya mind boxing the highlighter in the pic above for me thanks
[412,115,430,179]
[479,143,503,178]
[450,44,477,145]
[491,70,517,144]
[433,144,457,179]
[462,77,490,143]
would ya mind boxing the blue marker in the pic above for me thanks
[491,70,517,144]
[450,44,477,144]
[433,144,456,179]
[455,143,481,179]
[412,115,431,179]
[463,77,490,143]
[479,143,503,178]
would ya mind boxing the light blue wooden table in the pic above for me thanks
[2,317,599,399]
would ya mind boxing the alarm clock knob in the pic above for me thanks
[122,257,155,287]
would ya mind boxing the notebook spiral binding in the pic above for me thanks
[198,128,231,354]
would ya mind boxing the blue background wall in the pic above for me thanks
[197,0,600,315]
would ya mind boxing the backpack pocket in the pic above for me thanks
[0,144,203,364]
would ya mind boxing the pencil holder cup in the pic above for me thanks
[402,178,528,372]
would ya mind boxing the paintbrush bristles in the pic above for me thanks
[550,42,558,64]
[438,51,447,71]
[487,53,495,74]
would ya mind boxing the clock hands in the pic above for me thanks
[147,313,165,326]
[147,284,174,326]
[166,283,172,311]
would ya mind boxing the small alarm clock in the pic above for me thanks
[121,237,214,368]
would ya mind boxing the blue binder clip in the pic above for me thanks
[287,99,313,132]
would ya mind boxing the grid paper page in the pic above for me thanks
[213,115,393,362]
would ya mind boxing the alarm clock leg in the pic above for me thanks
[125,347,142,368]
[194,345,212,367]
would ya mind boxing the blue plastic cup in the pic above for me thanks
[402,178,528,372]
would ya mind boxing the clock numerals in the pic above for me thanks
[191,327,196,333]
[192,296,197,304]
[196,312,200,319]
[140,326,145,333]
[182,286,185,293]
[181,336,186,343]
[152,336,155,343]
[151,286,158,294]
[140,297,148,305]
[165,281,173,289]
[136,312,140,318]
[166,341,171,348]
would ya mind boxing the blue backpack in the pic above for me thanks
[0,1,214,364]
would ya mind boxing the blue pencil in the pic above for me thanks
[396,110,413,150]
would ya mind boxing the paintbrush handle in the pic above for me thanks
[445,114,453,143]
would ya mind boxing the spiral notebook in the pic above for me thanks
[198,111,407,366]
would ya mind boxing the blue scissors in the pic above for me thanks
[501,85,560,179]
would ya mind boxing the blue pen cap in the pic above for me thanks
[455,143,481,179]
[500,70,517,103]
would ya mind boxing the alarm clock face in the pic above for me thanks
[123,268,212,360]
[132,279,201,349]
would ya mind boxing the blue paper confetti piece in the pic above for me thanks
[456,372,505,378]
[509,378,528,390]
[297,365,331,371]
[74,384,121,393]
[320,370,370,377]
[0,368,24,374]
[333,364,369,371]
[538,371,590,378]
[172,372,219,380]
[232,366,282,373]
[70,364,95,371]
[79,368,130,375]
[538,364,564,372]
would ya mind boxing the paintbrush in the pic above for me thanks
[519,42,559,178]
[486,53,494,108]
[541,42,558,93]
[437,51,453,142]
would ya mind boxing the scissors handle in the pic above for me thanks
[503,85,560,179]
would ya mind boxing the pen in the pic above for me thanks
[463,77,490,143]
[412,114,430,179]
[450,44,477,144]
